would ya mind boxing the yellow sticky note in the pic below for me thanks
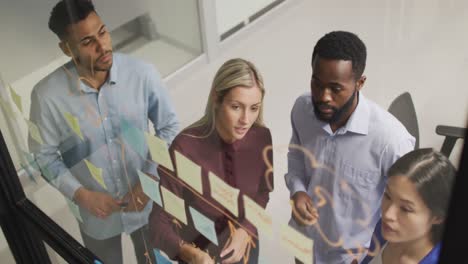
[0,98,16,118]
[161,186,187,225]
[84,159,106,189]
[209,172,239,216]
[9,85,22,113]
[175,151,203,194]
[64,112,84,140]
[280,225,313,264]
[243,195,273,238]
[26,120,44,145]
[145,132,174,171]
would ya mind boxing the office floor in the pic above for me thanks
[1,0,467,263]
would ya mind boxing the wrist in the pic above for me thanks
[73,187,89,203]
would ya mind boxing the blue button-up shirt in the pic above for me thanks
[29,53,179,239]
[285,92,415,264]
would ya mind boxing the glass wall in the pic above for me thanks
[0,0,467,264]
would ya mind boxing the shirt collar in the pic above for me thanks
[314,92,370,135]
[342,93,370,135]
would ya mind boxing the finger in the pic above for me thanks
[220,244,234,258]
[221,250,239,264]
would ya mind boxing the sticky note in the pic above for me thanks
[209,172,239,216]
[243,195,273,238]
[84,159,106,190]
[175,151,202,194]
[189,206,219,245]
[66,198,83,222]
[137,170,162,206]
[0,98,15,117]
[153,249,172,264]
[9,85,22,113]
[64,112,84,140]
[120,118,146,158]
[145,132,174,171]
[26,120,44,144]
[161,186,187,225]
[280,225,313,264]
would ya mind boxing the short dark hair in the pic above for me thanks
[312,31,367,78]
[387,148,457,244]
[48,0,96,39]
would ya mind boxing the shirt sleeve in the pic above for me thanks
[148,140,184,260]
[284,98,308,197]
[146,65,180,144]
[28,88,83,201]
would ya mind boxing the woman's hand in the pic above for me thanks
[220,228,250,264]
[180,243,214,264]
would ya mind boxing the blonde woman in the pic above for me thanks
[149,58,273,264]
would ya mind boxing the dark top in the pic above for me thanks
[149,124,273,261]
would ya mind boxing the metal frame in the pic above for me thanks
[0,130,99,264]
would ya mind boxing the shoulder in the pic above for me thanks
[246,125,272,146]
[293,92,312,110]
[114,53,161,77]
[365,96,414,145]
[32,63,71,101]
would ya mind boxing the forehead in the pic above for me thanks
[312,57,354,82]
[66,12,103,41]
[224,85,262,105]
[387,175,425,205]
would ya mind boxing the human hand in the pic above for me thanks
[74,187,121,218]
[220,228,250,264]
[291,191,318,225]
[121,182,150,212]
[180,244,214,264]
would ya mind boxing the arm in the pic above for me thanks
[284,101,308,197]
[146,65,180,144]
[28,88,82,201]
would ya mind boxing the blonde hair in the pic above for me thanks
[185,58,265,138]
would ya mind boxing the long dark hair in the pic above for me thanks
[387,148,456,244]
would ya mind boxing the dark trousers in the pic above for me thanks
[80,225,157,264]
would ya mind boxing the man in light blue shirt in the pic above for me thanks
[28,1,179,263]
[285,31,415,264]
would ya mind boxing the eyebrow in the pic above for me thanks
[312,75,343,87]
[229,100,262,106]
[79,25,106,43]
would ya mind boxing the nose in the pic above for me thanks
[239,109,249,125]
[317,87,332,103]
[95,38,105,53]
[382,203,397,222]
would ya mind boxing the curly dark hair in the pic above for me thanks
[312,31,367,78]
[48,0,96,39]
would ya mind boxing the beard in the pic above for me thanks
[312,88,358,124]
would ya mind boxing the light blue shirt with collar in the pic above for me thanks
[285,92,415,264]
[29,53,180,239]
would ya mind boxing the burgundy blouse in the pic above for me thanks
[149,124,274,261]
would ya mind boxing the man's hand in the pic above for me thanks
[74,187,121,219]
[220,228,250,264]
[291,191,319,226]
[121,182,150,212]
[180,243,214,264]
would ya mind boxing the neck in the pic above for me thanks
[76,64,108,90]
[388,236,435,262]
[215,122,236,144]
